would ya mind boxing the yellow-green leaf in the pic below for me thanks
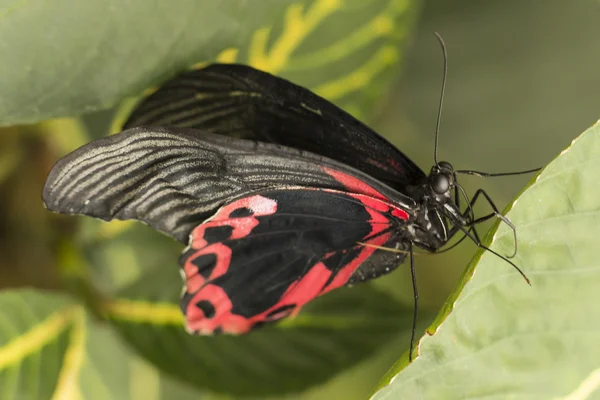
[0,290,81,399]
[0,0,418,127]
[0,289,212,399]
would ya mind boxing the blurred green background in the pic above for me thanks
[1,0,599,399]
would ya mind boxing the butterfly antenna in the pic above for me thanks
[433,32,448,165]
[456,167,542,178]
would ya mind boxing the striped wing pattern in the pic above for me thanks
[123,63,426,190]
[43,126,405,243]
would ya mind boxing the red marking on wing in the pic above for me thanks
[183,243,232,292]
[182,193,280,331]
[322,168,410,221]
[322,167,387,200]
[386,157,404,173]
[391,207,409,220]
[186,263,335,334]
[366,157,404,174]
[190,195,278,248]
[348,192,408,221]
[320,193,393,293]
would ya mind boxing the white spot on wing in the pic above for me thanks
[247,195,278,214]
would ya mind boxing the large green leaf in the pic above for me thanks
[1,0,416,126]
[0,289,205,399]
[372,120,600,399]
[104,252,413,397]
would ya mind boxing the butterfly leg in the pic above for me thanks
[455,183,476,224]
[408,241,419,362]
[449,222,530,284]
[468,189,518,258]
[444,190,517,259]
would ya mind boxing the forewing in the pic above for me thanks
[123,63,426,189]
[179,188,410,334]
[43,126,408,243]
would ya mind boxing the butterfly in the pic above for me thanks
[43,38,536,359]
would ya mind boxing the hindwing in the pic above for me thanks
[179,188,411,334]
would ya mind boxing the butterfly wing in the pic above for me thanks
[179,187,410,334]
[43,126,413,243]
[44,126,415,334]
[122,63,426,190]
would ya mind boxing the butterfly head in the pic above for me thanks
[428,161,455,199]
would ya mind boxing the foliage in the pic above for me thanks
[1,0,598,398]
[0,0,420,398]
[372,120,600,399]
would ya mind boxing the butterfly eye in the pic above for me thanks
[431,173,450,194]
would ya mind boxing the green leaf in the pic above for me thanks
[1,0,417,126]
[104,257,413,397]
[0,290,75,399]
[0,288,208,399]
[372,120,600,399]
